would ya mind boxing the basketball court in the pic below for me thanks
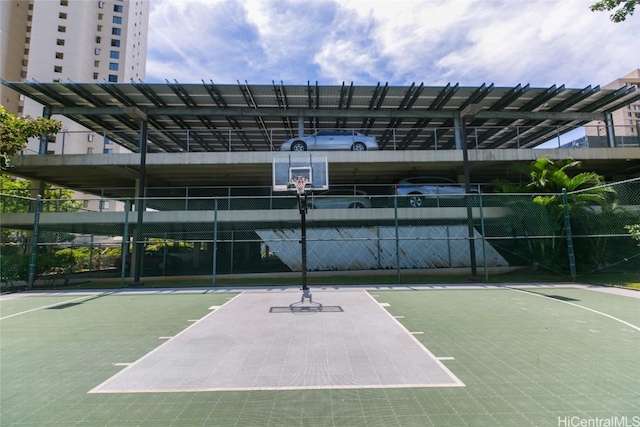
[2,283,639,426]
[90,288,464,393]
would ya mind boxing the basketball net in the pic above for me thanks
[290,176,309,195]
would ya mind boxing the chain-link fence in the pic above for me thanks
[2,178,639,289]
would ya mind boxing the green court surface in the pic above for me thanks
[0,286,638,426]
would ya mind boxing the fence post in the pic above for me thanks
[120,200,131,288]
[394,194,400,283]
[212,198,218,286]
[230,230,234,274]
[479,191,489,281]
[562,189,577,280]
[27,195,42,290]
[89,234,94,276]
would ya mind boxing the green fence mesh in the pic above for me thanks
[2,178,639,288]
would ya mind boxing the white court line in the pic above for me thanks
[507,287,640,332]
[0,294,106,321]
[92,383,464,393]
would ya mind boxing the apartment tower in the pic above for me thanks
[585,69,640,146]
[1,0,150,155]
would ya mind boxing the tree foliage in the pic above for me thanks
[524,157,616,220]
[0,105,62,169]
[494,157,615,213]
[627,224,640,244]
[492,158,618,272]
[590,0,638,22]
[1,175,82,245]
[1,175,82,213]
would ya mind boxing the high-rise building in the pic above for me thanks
[1,0,150,155]
[585,69,640,146]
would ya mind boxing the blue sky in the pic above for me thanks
[145,0,640,89]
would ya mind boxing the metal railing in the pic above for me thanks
[20,124,639,155]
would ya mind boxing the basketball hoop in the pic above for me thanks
[290,176,309,195]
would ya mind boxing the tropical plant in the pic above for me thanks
[492,158,617,273]
[0,105,62,169]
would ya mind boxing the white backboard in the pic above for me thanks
[272,152,329,192]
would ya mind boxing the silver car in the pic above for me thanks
[395,177,476,208]
[280,129,379,151]
[307,189,371,209]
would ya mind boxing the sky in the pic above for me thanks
[145,0,640,89]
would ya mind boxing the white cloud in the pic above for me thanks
[146,0,640,88]
[434,0,640,87]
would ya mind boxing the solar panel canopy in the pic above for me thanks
[3,80,638,153]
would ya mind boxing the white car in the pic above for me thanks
[396,177,477,208]
[280,129,379,151]
[307,189,372,209]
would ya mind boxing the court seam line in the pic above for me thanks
[506,287,640,331]
[0,293,111,321]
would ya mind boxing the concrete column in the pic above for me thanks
[39,107,52,155]
[132,119,148,284]
[129,179,141,278]
[298,116,304,137]
[453,115,463,150]
[605,113,616,148]
[193,242,201,268]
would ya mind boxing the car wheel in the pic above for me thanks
[291,141,307,151]
[348,202,365,208]
[408,194,423,208]
[351,142,367,151]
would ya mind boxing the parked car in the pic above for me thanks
[307,189,372,209]
[395,177,477,208]
[114,250,182,271]
[280,129,379,151]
